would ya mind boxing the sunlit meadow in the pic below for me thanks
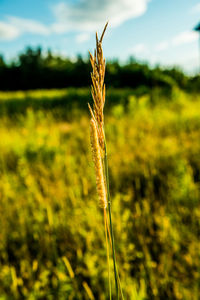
[0,88,199,299]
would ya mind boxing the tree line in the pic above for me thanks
[0,47,199,92]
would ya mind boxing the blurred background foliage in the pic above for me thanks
[0,83,199,299]
[0,47,200,93]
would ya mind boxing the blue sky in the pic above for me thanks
[0,0,199,73]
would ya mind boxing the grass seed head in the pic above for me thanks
[89,22,108,157]
[90,118,107,209]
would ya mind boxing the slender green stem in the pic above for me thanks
[104,209,112,300]
[104,139,119,300]
[116,264,125,300]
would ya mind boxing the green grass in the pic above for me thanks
[0,88,199,299]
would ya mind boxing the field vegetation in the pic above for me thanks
[0,88,199,299]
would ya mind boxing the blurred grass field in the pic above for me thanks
[0,88,199,299]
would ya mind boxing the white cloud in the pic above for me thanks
[154,31,198,53]
[0,21,19,40]
[0,17,50,41]
[172,31,198,46]
[8,16,50,35]
[155,41,169,52]
[52,0,151,33]
[0,0,151,41]
[191,2,200,14]
[130,43,147,54]
[75,33,91,43]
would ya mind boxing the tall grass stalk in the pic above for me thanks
[88,23,123,299]
[104,140,119,299]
